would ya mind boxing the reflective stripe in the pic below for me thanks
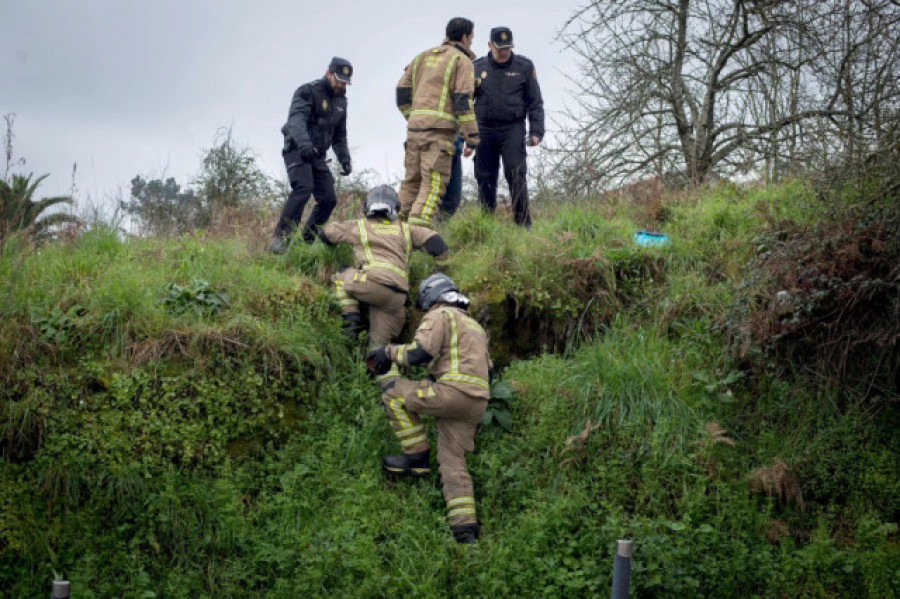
[421,170,441,223]
[401,108,412,118]
[416,386,436,398]
[334,278,359,309]
[409,109,458,123]
[458,113,476,123]
[446,308,459,372]
[411,55,421,98]
[446,496,475,508]
[396,424,425,438]
[375,364,400,384]
[438,54,459,114]
[396,344,407,365]
[357,219,408,281]
[408,216,432,227]
[447,507,477,519]
[389,397,413,430]
[400,434,428,448]
[401,221,412,265]
[439,373,489,390]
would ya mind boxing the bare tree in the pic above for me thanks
[554,0,900,189]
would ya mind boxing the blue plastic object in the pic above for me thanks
[633,230,670,247]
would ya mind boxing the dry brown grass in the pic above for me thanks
[749,458,806,512]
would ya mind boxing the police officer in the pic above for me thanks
[396,18,480,228]
[269,57,354,254]
[473,27,544,227]
[319,185,449,347]
[366,274,493,544]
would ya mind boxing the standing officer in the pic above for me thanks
[269,57,354,254]
[473,27,544,228]
[366,274,492,544]
[318,185,449,347]
[396,18,480,228]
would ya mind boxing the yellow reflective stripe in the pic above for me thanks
[446,496,475,508]
[416,386,436,398]
[396,344,407,365]
[363,262,407,279]
[401,221,412,263]
[439,373,490,390]
[438,54,459,114]
[389,397,413,430]
[409,109,458,122]
[443,308,459,372]
[375,364,400,383]
[396,424,425,438]
[447,507,477,519]
[458,113,476,123]
[408,216,432,227]
[400,434,428,448]
[401,108,412,118]
[421,170,441,222]
[411,55,421,97]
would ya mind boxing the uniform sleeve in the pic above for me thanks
[319,220,358,246]
[410,225,449,268]
[524,60,545,139]
[387,310,445,366]
[396,58,417,120]
[451,58,479,147]
[331,106,351,165]
[285,85,314,150]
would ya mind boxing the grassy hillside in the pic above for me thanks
[1,181,898,597]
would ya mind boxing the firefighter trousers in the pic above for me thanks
[332,268,407,347]
[399,129,456,228]
[380,377,486,526]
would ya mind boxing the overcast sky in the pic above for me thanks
[1,0,582,211]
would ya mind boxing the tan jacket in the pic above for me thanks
[321,218,449,292]
[396,40,479,147]
[388,305,492,400]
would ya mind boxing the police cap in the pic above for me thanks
[328,57,353,84]
[490,27,514,49]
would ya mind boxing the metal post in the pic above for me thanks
[51,580,70,599]
[611,539,632,599]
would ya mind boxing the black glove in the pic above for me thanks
[365,345,392,376]
[299,145,318,162]
[340,160,352,176]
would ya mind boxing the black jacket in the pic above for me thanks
[281,78,350,163]
[473,53,544,138]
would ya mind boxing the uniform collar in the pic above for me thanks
[319,76,344,98]
[443,38,475,60]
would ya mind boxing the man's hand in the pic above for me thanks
[525,135,542,147]
[463,146,475,158]
[340,160,352,176]
[299,145,318,162]
[365,345,392,376]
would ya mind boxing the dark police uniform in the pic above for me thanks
[274,58,353,245]
[473,29,544,227]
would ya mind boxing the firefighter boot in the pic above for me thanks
[450,523,479,544]
[382,450,431,478]
[341,312,362,341]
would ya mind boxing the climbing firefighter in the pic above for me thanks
[396,17,480,227]
[366,274,492,544]
[319,185,449,347]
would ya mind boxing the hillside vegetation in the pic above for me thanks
[1,181,898,597]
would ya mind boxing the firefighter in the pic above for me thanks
[396,18,480,228]
[269,57,354,254]
[366,274,492,544]
[473,27,545,227]
[319,185,449,347]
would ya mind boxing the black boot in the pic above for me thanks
[450,523,479,544]
[341,313,362,340]
[382,450,431,477]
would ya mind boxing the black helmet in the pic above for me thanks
[364,185,400,220]
[416,273,459,310]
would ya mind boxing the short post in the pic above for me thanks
[611,539,632,599]
[51,580,70,599]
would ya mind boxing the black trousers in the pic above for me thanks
[473,121,530,226]
[274,146,336,243]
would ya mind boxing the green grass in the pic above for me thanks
[1,182,898,597]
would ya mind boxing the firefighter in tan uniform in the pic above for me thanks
[319,186,449,347]
[396,17,480,228]
[366,274,492,544]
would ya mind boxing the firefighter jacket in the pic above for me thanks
[281,78,351,164]
[396,40,480,148]
[386,304,492,400]
[473,53,545,138]
[320,218,449,293]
